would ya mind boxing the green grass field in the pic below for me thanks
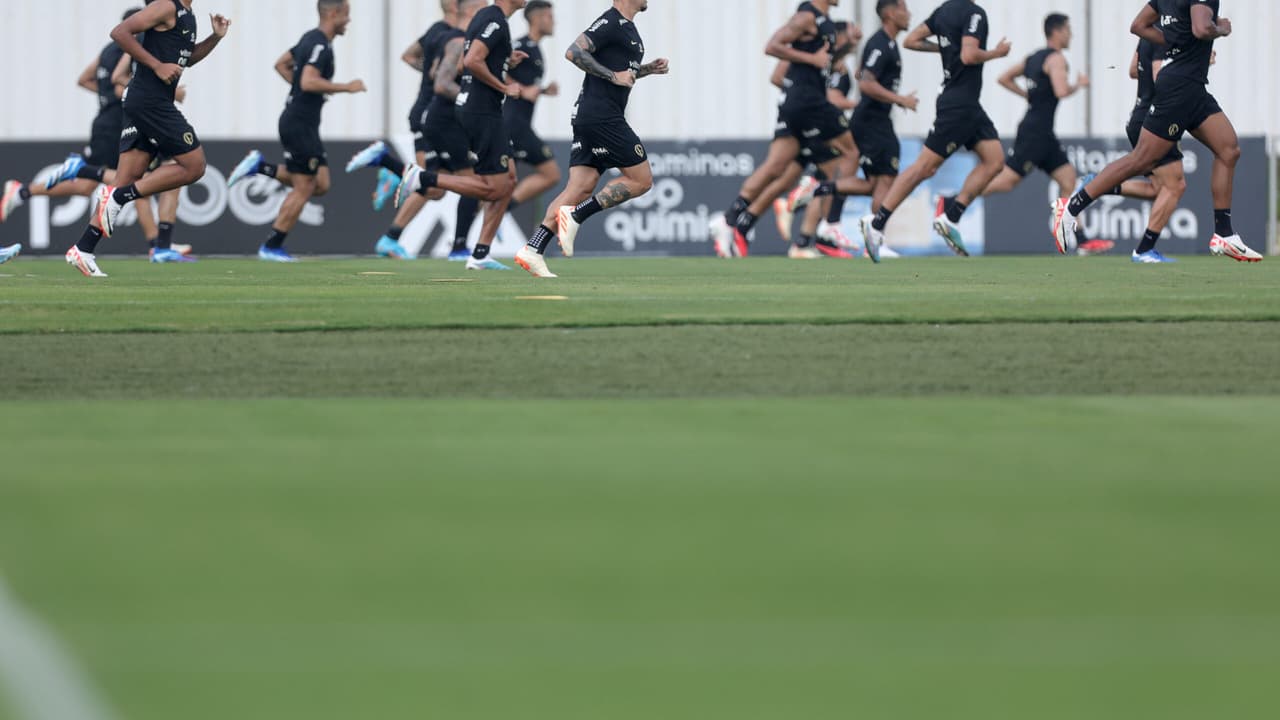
[2,256,1279,719]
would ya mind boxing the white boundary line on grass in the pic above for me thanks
[0,574,116,720]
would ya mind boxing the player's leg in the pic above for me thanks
[260,168,317,262]
[1131,162,1187,262]
[66,147,155,277]
[516,164,602,278]
[511,159,562,208]
[981,166,1024,197]
[1188,112,1256,260]
[1054,130,1175,253]
[473,167,518,261]
[556,158,653,263]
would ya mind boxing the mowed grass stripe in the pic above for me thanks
[5,322,1278,399]
[2,257,1279,334]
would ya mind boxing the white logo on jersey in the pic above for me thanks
[588,18,609,33]
[866,49,882,68]
[969,13,983,33]
[308,45,325,65]
[481,22,501,39]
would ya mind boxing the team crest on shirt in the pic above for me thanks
[1168,124,1180,136]
[183,132,194,146]
[634,144,646,159]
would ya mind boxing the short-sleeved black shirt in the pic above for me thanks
[411,21,454,118]
[571,8,645,125]
[853,29,902,119]
[284,29,336,124]
[457,5,513,117]
[925,0,989,109]
[1150,0,1218,85]
[505,36,544,125]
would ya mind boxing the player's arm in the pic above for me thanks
[273,50,294,84]
[189,14,232,66]
[1190,4,1231,39]
[1046,52,1087,98]
[997,59,1026,98]
[433,36,465,99]
[765,11,827,68]
[903,22,940,53]
[77,59,98,93]
[464,33,519,97]
[827,83,856,111]
[1130,4,1165,45]
[302,65,366,94]
[111,52,133,97]
[961,35,1010,65]
[402,41,426,72]
[566,33,632,88]
[636,58,669,79]
[110,1,177,82]
[1129,51,1140,79]
[770,61,790,89]
[858,65,919,111]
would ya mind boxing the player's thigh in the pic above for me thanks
[116,150,154,185]
[971,138,1005,168]
[1189,112,1239,163]
[763,136,801,172]
[313,166,332,195]
[617,160,653,194]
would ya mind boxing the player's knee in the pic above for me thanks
[313,179,331,197]
[1170,174,1188,197]
[185,158,207,183]
[1220,143,1241,168]
[628,177,653,197]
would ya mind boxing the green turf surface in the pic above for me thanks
[3,257,1280,334]
[3,256,1278,719]
[2,398,1279,719]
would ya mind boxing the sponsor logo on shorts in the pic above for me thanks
[592,147,610,156]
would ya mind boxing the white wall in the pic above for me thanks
[0,0,1273,143]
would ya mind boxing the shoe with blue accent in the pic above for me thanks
[465,255,511,271]
[1132,249,1176,263]
[448,249,471,262]
[45,154,86,190]
[346,141,388,174]
[932,213,969,257]
[372,168,400,211]
[0,243,21,265]
[375,235,413,259]
[258,245,298,263]
[1074,173,1096,196]
[227,150,264,188]
[394,163,421,209]
[150,248,197,263]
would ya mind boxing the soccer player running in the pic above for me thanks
[861,0,1011,258]
[853,0,917,228]
[396,0,531,272]
[344,0,483,261]
[226,0,365,262]
[512,0,667,278]
[1053,0,1261,262]
[978,13,1115,256]
[2,6,190,259]
[711,0,873,260]
[504,1,563,215]
[65,0,231,278]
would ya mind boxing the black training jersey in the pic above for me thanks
[925,0,989,108]
[853,28,902,120]
[458,4,513,117]
[1134,38,1164,107]
[428,28,466,115]
[127,0,196,104]
[96,42,126,113]
[284,29,336,124]
[412,21,454,116]
[1150,0,1217,85]
[572,8,645,125]
[781,2,839,110]
[1019,48,1060,131]
[830,69,852,98]
[505,36,544,125]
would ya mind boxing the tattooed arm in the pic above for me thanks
[566,34,633,87]
[636,58,670,79]
[433,37,465,100]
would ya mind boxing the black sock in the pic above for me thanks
[1136,229,1160,254]
[259,162,279,179]
[112,184,140,204]
[76,165,106,182]
[827,195,848,224]
[18,184,31,201]
[571,196,604,224]
[77,225,103,254]
[265,228,288,250]
[455,196,479,249]
[528,224,556,254]
[796,234,816,248]
[727,196,749,225]
[378,155,404,176]
[945,199,967,224]
[387,225,404,241]
[156,222,174,250]
[871,206,894,232]
[413,171,439,196]
[734,211,759,234]
[814,182,837,198]
[472,244,490,260]
[1214,209,1233,237]
[1067,189,1093,217]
